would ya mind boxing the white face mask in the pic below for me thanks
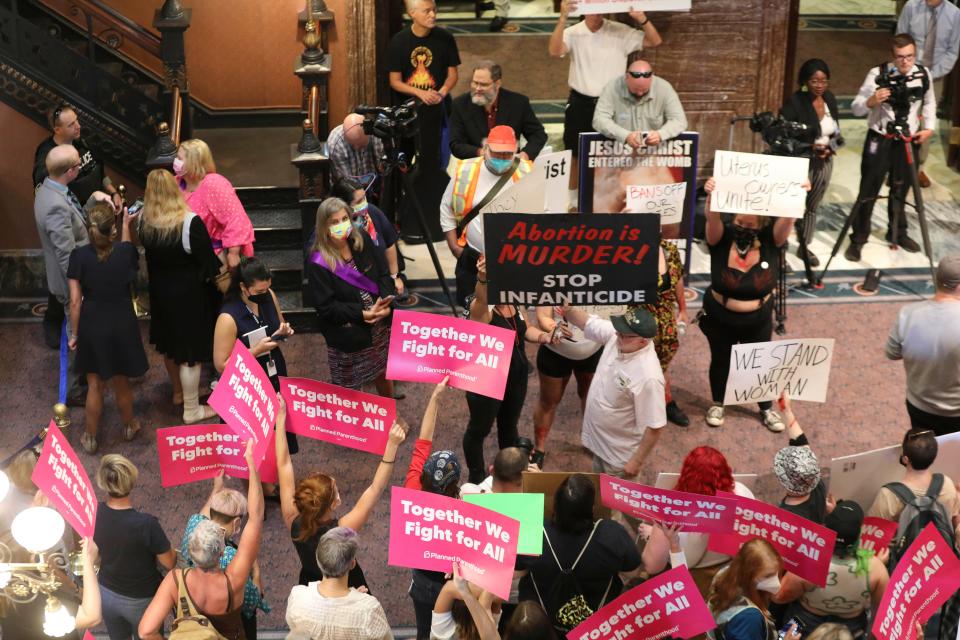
[755,575,781,594]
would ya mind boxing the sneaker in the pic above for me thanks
[844,242,863,262]
[705,404,725,427]
[761,408,785,432]
[666,400,690,427]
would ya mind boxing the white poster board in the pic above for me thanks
[712,150,809,219]
[573,0,692,15]
[626,183,686,225]
[828,432,960,511]
[723,338,835,406]
[467,172,546,252]
[534,150,573,213]
[655,472,759,492]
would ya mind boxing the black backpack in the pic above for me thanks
[884,474,957,570]
[531,520,613,634]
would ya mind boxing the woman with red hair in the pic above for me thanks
[674,446,755,597]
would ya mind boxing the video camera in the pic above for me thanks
[356,98,419,140]
[749,112,811,157]
[875,65,925,136]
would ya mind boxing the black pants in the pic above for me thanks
[698,292,774,411]
[454,246,481,309]
[463,361,529,483]
[906,399,960,436]
[850,130,915,245]
[563,89,599,155]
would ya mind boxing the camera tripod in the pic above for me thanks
[815,125,936,286]
[379,138,458,315]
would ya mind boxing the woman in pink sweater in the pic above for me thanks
[175,138,255,268]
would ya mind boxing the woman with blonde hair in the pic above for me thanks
[140,169,221,423]
[93,454,177,640]
[67,203,147,453]
[175,138,255,269]
[275,395,407,589]
[708,539,797,640]
[306,197,395,395]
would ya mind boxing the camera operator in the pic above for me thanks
[844,33,936,263]
[780,59,843,268]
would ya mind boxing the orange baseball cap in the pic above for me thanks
[487,125,517,152]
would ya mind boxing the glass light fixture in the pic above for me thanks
[43,596,76,637]
[11,507,65,553]
[0,470,9,502]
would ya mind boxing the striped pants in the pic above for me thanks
[795,154,833,246]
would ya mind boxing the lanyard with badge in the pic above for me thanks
[242,305,278,378]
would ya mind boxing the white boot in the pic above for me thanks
[181,364,217,424]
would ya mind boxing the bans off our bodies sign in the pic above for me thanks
[484,213,659,306]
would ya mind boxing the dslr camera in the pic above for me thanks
[875,65,926,135]
[356,98,419,140]
[749,111,811,157]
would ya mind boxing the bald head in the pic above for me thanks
[343,113,369,150]
[46,144,80,181]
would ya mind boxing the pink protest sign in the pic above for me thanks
[872,523,960,640]
[567,565,715,640]
[860,517,898,553]
[279,377,394,455]
[31,422,97,537]
[707,492,836,586]
[600,474,738,534]
[156,423,278,487]
[388,486,520,600]
[208,340,277,469]
[386,310,514,400]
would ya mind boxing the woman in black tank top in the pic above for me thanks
[462,255,563,484]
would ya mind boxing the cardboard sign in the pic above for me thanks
[156,423,278,487]
[386,310,515,400]
[31,423,97,538]
[484,213,659,306]
[567,565,715,640]
[535,149,574,213]
[627,183,687,225]
[388,486,520,600]
[860,517,898,553]
[707,493,836,587]
[600,475,738,533]
[828,432,960,511]
[655,472,759,493]
[522,472,612,521]
[723,339,835,405]
[279,377,394,455]
[208,340,278,469]
[872,523,960,640]
[463,492,545,556]
[712,150,810,218]
[573,0,692,16]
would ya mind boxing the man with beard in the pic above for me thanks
[439,125,533,307]
[448,61,547,161]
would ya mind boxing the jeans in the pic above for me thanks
[100,584,154,640]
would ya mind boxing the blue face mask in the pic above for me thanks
[486,157,513,174]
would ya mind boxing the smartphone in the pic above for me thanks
[778,617,804,640]
[127,200,144,216]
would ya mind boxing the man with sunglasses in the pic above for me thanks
[886,254,960,436]
[593,53,687,151]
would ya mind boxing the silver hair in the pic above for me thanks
[188,519,225,570]
[315,527,358,578]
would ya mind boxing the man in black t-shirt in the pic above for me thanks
[33,103,121,349]
[387,0,461,242]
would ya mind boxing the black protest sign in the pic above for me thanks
[484,213,659,306]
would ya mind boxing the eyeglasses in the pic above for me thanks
[627,71,653,79]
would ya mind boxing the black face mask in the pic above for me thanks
[247,291,271,306]
[733,225,759,254]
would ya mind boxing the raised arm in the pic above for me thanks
[227,440,263,586]
[274,398,300,531]
[339,423,408,531]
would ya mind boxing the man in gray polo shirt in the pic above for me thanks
[886,254,960,435]
[592,52,687,150]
